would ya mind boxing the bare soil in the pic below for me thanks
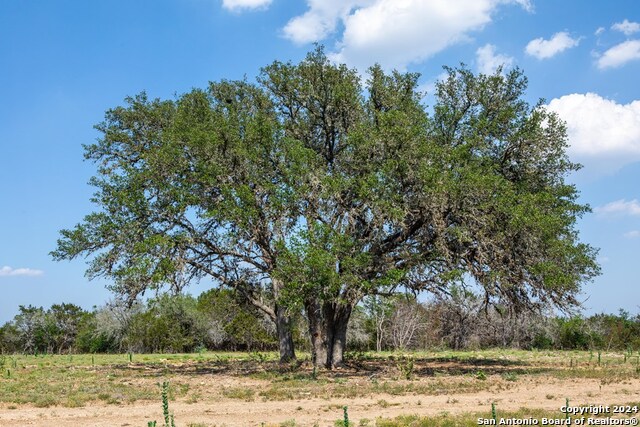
[1,356,639,427]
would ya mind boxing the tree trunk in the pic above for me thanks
[275,304,296,363]
[305,300,352,369]
[306,300,328,367]
[330,306,350,367]
[376,322,384,352]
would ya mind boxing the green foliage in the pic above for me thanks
[555,316,598,350]
[162,381,175,427]
[396,356,415,380]
[474,370,487,380]
[124,294,207,353]
[5,304,88,354]
[148,381,175,427]
[3,295,640,354]
[0,323,20,354]
[51,46,599,365]
[197,288,280,351]
[75,311,117,353]
[531,332,554,350]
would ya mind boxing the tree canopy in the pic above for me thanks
[52,47,599,368]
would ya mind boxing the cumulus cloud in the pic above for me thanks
[222,0,272,12]
[476,44,514,74]
[624,230,640,239]
[594,199,640,217]
[595,27,605,36]
[525,32,580,59]
[283,0,530,70]
[612,19,640,36]
[283,0,370,44]
[597,40,640,69]
[0,266,44,277]
[546,93,640,173]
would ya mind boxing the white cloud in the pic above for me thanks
[595,27,605,36]
[283,0,531,70]
[0,266,44,277]
[624,230,640,239]
[597,40,640,69]
[222,0,272,12]
[594,199,640,217]
[546,93,640,173]
[525,32,580,59]
[612,19,640,36]
[283,0,371,44]
[476,44,514,74]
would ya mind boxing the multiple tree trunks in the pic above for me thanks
[52,48,599,373]
[305,300,352,369]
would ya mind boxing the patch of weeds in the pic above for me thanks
[501,372,518,382]
[106,395,122,405]
[186,392,201,404]
[377,399,391,408]
[65,396,87,408]
[396,356,414,380]
[97,393,111,401]
[222,386,255,401]
[176,382,190,395]
[474,370,487,380]
[346,350,369,367]
[34,396,58,408]
[333,406,350,427]
[249,351,269,363]
[259,386,295,401]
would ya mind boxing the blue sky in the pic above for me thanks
[1,0,639,323]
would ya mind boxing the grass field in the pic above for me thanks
[1,350,639,426]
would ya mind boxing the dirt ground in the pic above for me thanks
[2,373,639,427]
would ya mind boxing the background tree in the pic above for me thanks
[52,47,599,368]
[46,303,86,353]
[363,295,393,352]
[197,288,280,351]
[90,300,144,353]
[0,321,20,354]
[387,296,427,351]
[14,305,47,354]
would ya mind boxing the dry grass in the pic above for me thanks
[1,349,640,426]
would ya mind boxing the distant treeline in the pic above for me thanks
[1,289,639,354]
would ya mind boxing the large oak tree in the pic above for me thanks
[53,48,599,368]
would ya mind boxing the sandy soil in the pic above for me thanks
[1,371,639,427]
